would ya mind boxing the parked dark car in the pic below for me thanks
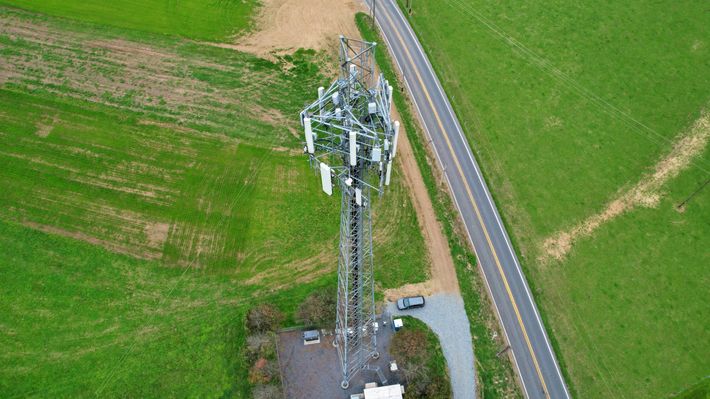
[396,295,425,310]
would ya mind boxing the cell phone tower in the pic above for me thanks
[299,36,399,389]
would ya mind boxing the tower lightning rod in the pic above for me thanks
[299,36,398,390]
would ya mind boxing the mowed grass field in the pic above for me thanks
[0,5,429,397]
[0,0,257,41]
[397,0,709,398]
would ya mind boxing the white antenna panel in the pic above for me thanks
[320,162,332,195]
[355,188,362,206]
[349,131,357,166]
[371,146,381,162]
[318,87,325,117]
[391,121,400,158]
[304,118,315,154]
[368,102,377,114]
[332,92,340,106]
[385,160,392,186]
[336,107,342,119]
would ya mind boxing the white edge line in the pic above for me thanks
[386,1,570,396]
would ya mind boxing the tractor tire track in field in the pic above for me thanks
[0,9,294,145]
[0,8,333,279]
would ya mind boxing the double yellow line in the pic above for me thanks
[378,4,550,397]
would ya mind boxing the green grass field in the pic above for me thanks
[0,5,429,397]
[398,1,709,398]
[0,0,257,41]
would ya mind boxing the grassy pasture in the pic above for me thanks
[0,0,257,41]
[398,0,709,397]
[0,218,260,398]
[0,6,429,397]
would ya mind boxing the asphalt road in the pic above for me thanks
[368,1,571,398]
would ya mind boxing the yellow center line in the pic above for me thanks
[380,5,550,397]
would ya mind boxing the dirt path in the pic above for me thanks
[384,108,461,300]
[543,109,710,261]
[233,0,366,58]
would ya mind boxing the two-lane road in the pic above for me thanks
[369,1,570,398]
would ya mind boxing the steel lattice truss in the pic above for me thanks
[299,36,399,389]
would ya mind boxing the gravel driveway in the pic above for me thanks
[386,293,476,399]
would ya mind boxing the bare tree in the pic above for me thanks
[390,328,448,398]
[247,304,284,333]
[252,384,282,399]
[296,288,336,328]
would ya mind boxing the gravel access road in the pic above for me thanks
[386,293,476,399]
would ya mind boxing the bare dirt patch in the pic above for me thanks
[232,0,366,58]
[137,119,199,135]
[35,122,53,138]
[244,251,333,287]
[384,107,460,300]
[248,104,299,137]
[272,146,303,156]
[145,222,170,249]
[542,110,710,261]
[35,115,58,138]
[23,221,161,260]
[383,280,435,301]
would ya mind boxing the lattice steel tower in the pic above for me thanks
[300,36,399,389]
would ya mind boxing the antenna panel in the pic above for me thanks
[391,121,400,158]
[355,188,362,206]
[349,131,357,166]
[385,160,392,186]
[304,118,314,154]
[320,162,332,195]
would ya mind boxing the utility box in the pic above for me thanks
[363,384,405,399]
[302,330,320,345]
[392,318,403,331]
